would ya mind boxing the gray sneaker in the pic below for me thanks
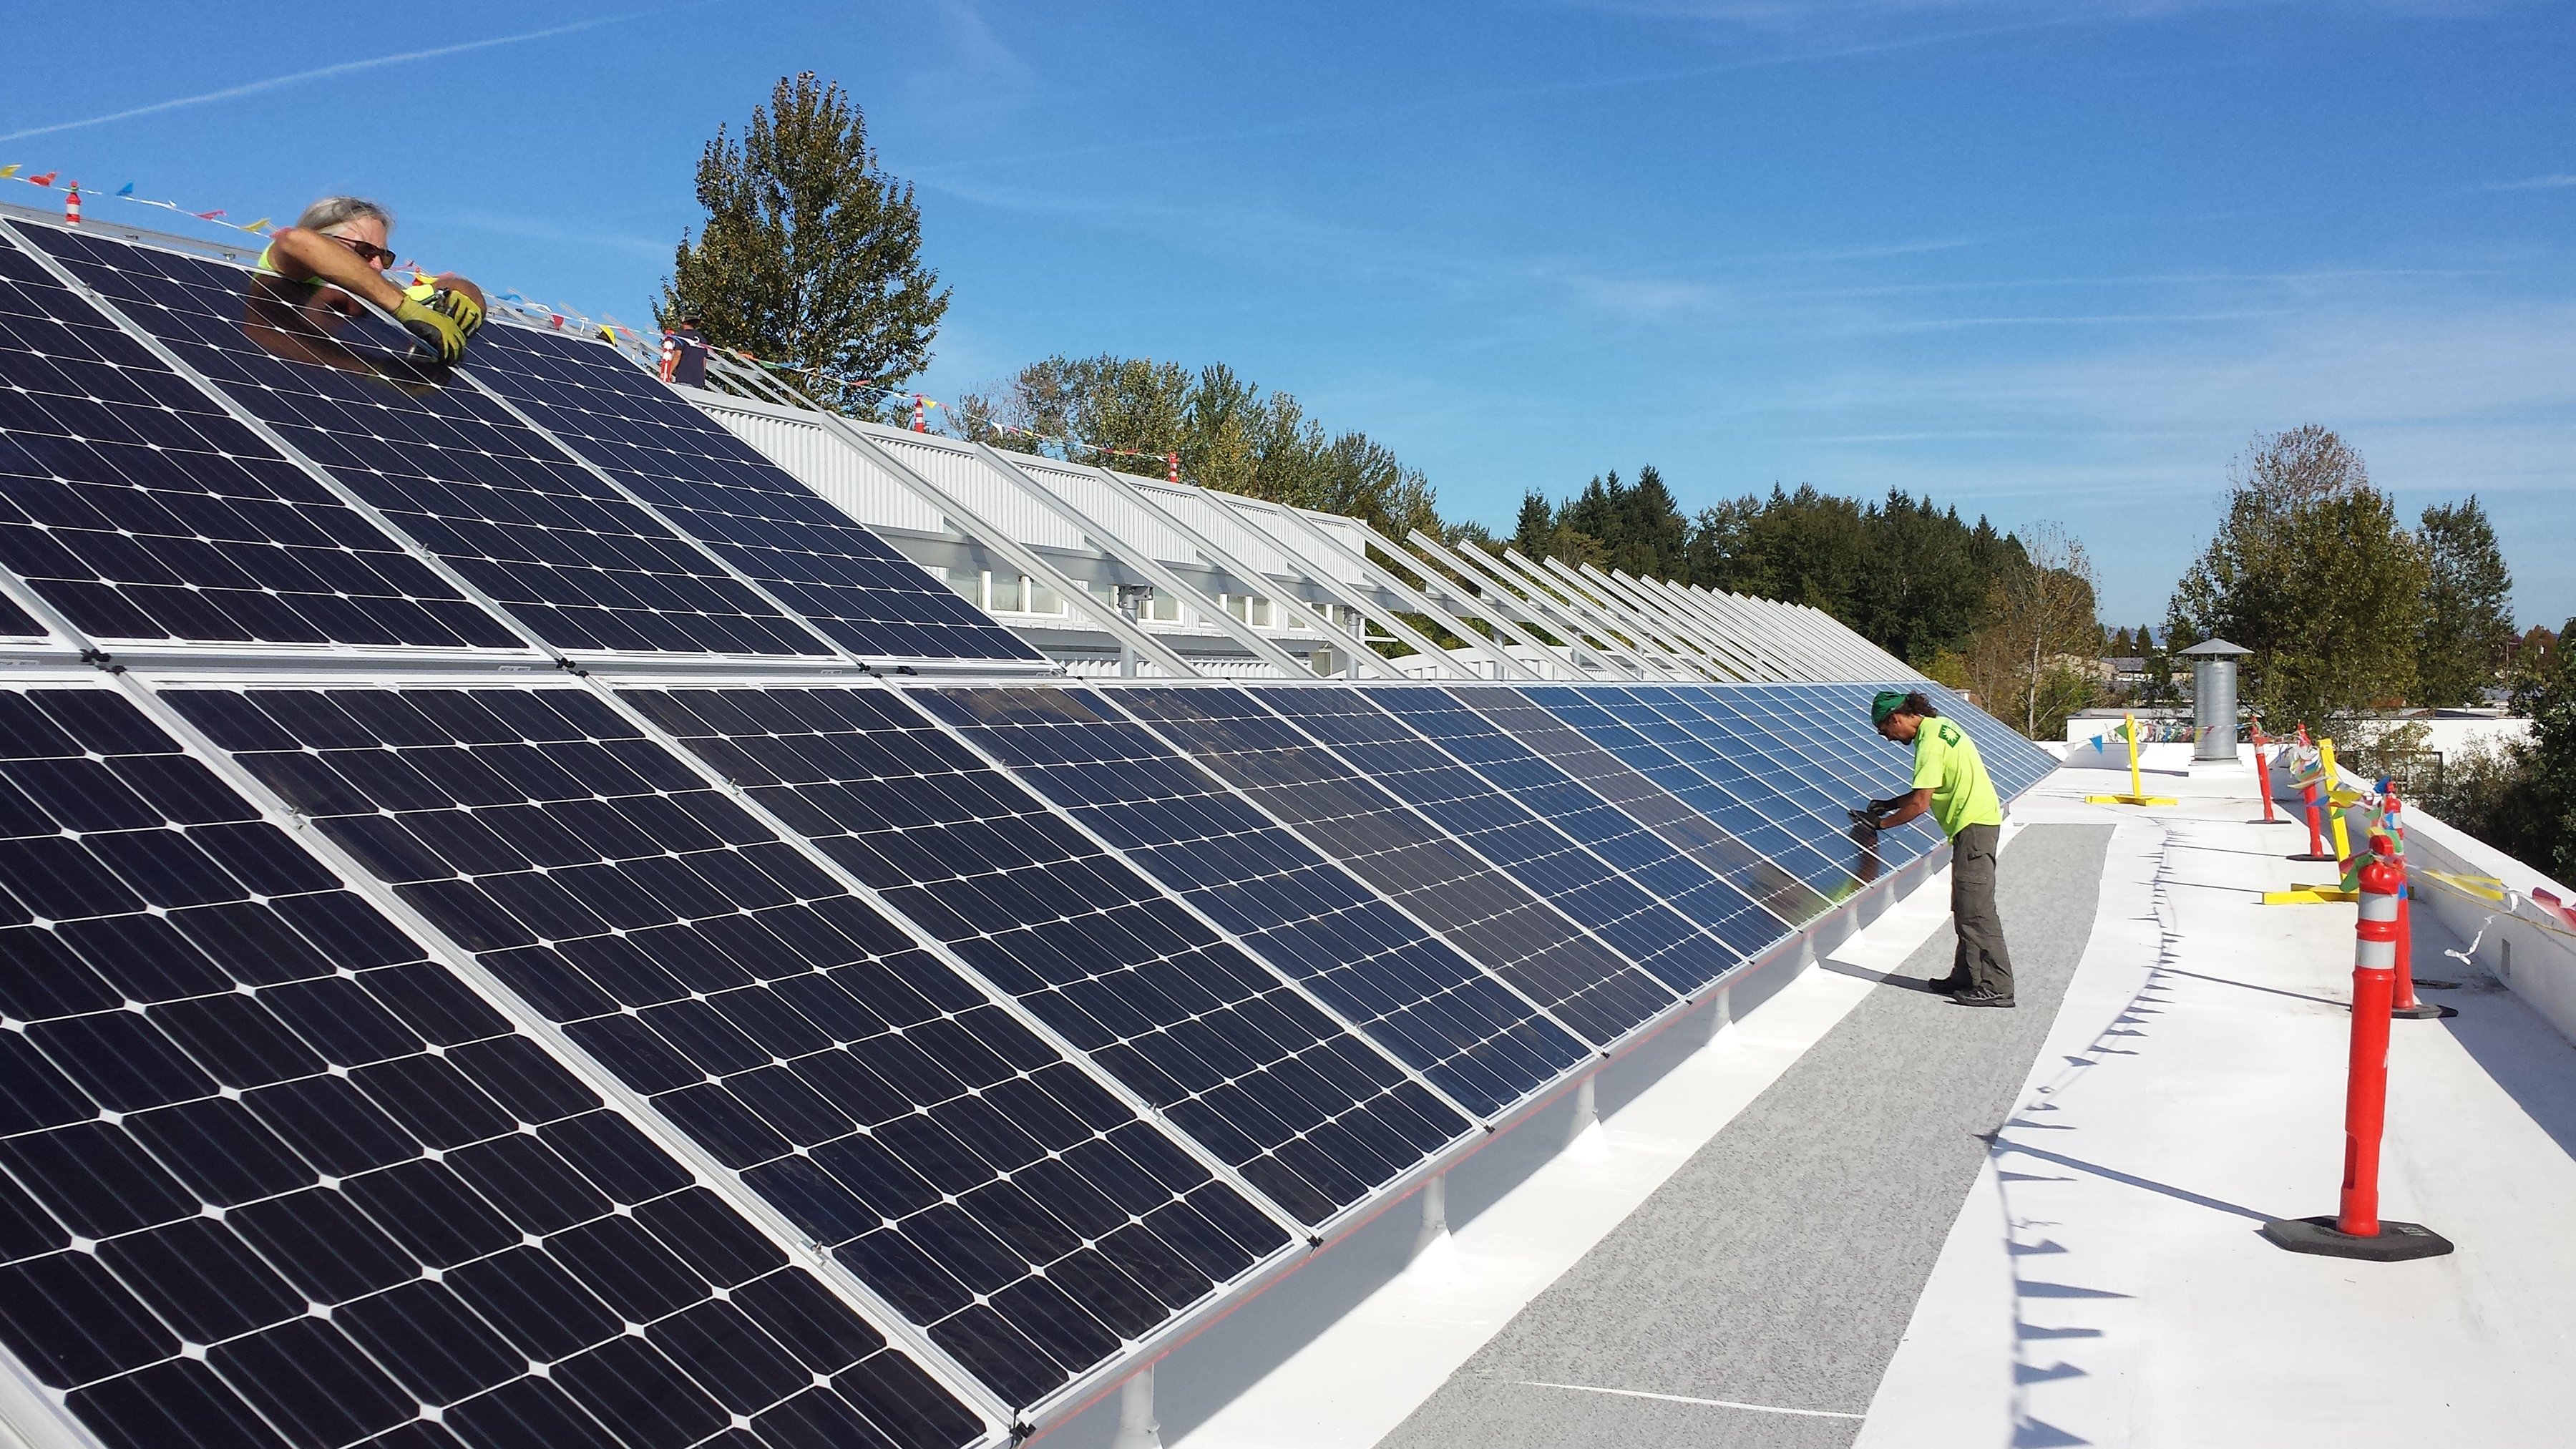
[1949,988,2016,1008]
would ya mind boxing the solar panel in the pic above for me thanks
[0,229,527,652]
[1721,683,1966,844]
[155,680,1284,1413]
[1635,686,1946,872]
[1100,686,1681,1047]
[469,325,1043,665]
[1521,686,1870,902]
[911,685,1589,1119]
[1246,686,1747,995]
[1362,686,1793,967]
[1444,686,1835,928]
[20,226,832,660]
[0,683,984,1449]
[622,684,1469,1227]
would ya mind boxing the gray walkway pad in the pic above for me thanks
[1377,823,2115,1449]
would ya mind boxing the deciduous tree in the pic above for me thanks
[1964,523,2103,740]
[953,354,1440,542]
[2167,426,2424,734]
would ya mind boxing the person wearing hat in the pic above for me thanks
[1859,690,2014,1007]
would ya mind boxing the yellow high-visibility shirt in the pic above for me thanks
[1912,717,2004,837]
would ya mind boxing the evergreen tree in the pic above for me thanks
[2414,497,2516,708]
[663,73,949,413]
[1513,490,1553,559]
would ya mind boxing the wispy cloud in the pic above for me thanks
[2477,172,2576,192]
[437,212,670,257]
[0,4,713,144]
[919,15,2082,175]
[1839,308,2294,332]
[1586,0,2514,27]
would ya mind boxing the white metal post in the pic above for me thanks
[1413,1172,1450,1259]
[1109,1363,1162,1449]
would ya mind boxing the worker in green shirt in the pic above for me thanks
[1859,690,2014,1008]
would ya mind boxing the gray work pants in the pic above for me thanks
[1949,824,2014,997]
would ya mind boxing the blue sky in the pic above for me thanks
[5,0,2570,630]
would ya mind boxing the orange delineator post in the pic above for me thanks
[2254,730,2283,824]
[2340,847,2400,1236]
[2260,836,2454,1260]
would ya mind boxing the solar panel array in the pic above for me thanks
[0,216,2061,1448]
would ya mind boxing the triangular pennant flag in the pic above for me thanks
[0,165,19,180]
[194,209,226,220]
[26,171,57,187]
[114,182,135,197]
[240,218,269,233]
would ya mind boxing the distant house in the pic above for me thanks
[2101,656,2151,689]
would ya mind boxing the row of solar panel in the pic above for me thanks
[0,667,2051,1449]
[0,219,1041,665]
[0,201,2069,1449]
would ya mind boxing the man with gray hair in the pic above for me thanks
[258,196,485,364]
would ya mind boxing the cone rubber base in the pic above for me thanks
[2391,1002,2458,1020]
[2261,1216,2453,1262]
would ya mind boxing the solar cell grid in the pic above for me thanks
[1100,686,1679,1048]
[1365,687,1792,967]
[911,685,1587,1119]
[20,226,827,660]
[622,684,1467,1227]
[0,230,525,652]
[469,326,1041,665]
[1249,686,1743,996]
[1528,686,1867,899]
[1653,687,1946,869]
[1443,686,1830,928]
[1744,684,1974,814]
[157,681,1279,1412]
[0,683,984,1449]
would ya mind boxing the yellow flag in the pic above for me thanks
[0,165,18,180]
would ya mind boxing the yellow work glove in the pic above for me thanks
[394,286,483,364]
[394,293,465,364]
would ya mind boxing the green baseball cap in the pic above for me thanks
[1870,690,1908,726]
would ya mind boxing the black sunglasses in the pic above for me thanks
[327,233,397,268]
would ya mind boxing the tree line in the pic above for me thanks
[947,356,1439,545]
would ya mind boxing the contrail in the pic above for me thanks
[0,4,711,144]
